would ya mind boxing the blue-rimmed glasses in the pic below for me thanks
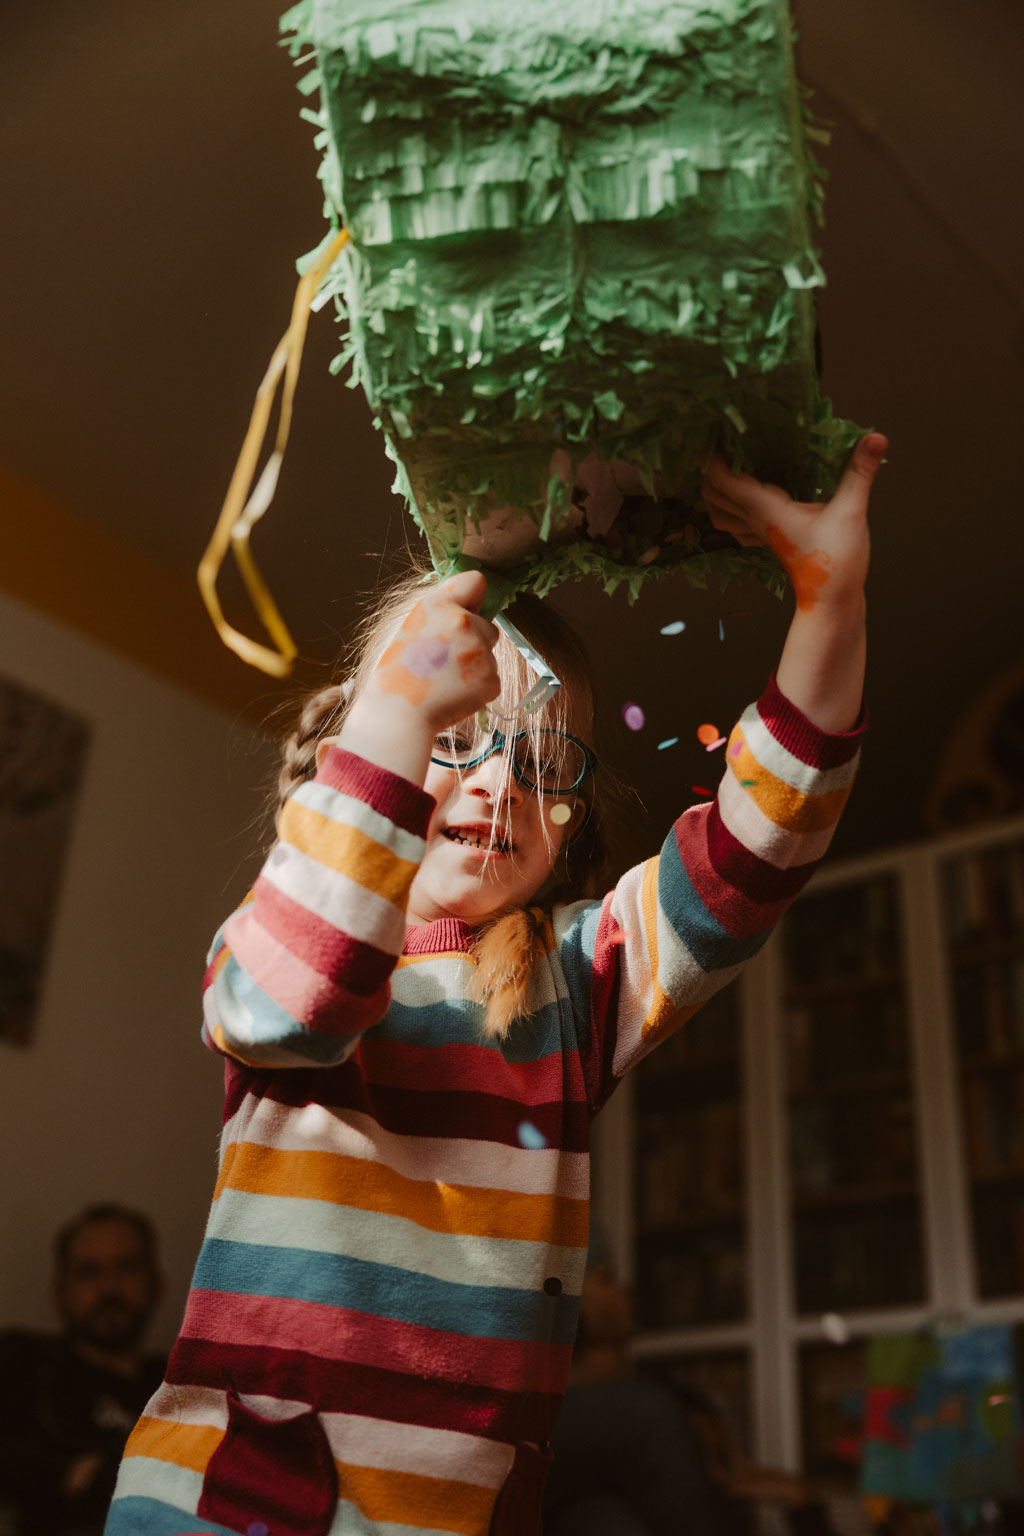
[430,727,597,797]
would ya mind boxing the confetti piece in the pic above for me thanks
[660,620,686,636]
[705,736,727,752]
[696,723,720,746]
[657,737,679,751]
[691,785,712,798]
[718,619,725,641]
[741,778,758,787]
[821,1312,849,1345]
[622,703,645,731]
[517,1120,547,1150]
[987,1394,1011,1406]
[728,739,743,759]
[248,1526,270,1536]
[548,802,572,825]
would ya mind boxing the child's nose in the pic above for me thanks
[465,753,523,805]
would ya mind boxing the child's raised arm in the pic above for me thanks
[337,570,501,786]
[201,573,500,1069]
[701,432,888,732]
[556,435,888,1100]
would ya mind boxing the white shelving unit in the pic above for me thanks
[592,811,1024,1482]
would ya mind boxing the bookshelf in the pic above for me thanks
[633,986,746,1329]
[592,811,1024,1497]
[941,836,1024,1299]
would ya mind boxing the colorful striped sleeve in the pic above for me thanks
[202,747,434,1068]
[556,676,865,1108]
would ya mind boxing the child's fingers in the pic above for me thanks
[436,569,490,614]
[834,434,888,509]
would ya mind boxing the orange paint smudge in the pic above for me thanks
[458,647,487,684]
[399,605,427,636]
[765,526,832,611]
[376,640,430,705]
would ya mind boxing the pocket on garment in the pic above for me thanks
[197,1392,336,1536]
[488,1441,554,1536]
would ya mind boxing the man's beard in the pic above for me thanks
[69,1298,149,1355]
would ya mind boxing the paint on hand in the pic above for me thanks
[402,637,451,678]
[458,645,489,684]
[376,638,431,704]
[765,525,832,611]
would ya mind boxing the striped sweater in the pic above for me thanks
[105,676,862,1536]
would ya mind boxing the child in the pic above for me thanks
[105,434,887,1536]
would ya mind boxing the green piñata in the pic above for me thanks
[282,0,864,611]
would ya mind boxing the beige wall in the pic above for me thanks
[0,592,277,1352]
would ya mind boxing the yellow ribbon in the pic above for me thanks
[197,228,350,677]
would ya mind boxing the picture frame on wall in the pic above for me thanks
[0,674,91,1048]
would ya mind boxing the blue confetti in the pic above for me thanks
[517,1121,547,1150]
[718,619,725,641]
[657,737,680,751]
[660,620,686,636]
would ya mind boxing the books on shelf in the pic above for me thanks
[944,839,1024,945]
[637,1101,743,1228]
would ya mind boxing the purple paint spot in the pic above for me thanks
[402,638,450,678]
[622,703,645,731]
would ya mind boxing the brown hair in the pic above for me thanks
[273,563,622,1038]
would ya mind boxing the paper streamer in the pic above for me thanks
[197,229,350,676]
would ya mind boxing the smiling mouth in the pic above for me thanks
[442,826,513,855]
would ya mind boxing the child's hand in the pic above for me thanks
[369,570,500,732]
[701,434,888,613]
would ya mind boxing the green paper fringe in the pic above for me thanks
[280,0,865,609]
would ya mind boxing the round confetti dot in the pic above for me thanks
[622,703,645,731]
[657,737,679,751]
[696,723,720,746]
[548,802,572,826]
[543,1276,563,1297]
[517,1120,547,1150]
[821,1312,849,1345]
[660,621,686,636]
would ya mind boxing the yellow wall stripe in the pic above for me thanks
[0,468,307,724]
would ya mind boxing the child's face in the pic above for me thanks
[407,730,583,928]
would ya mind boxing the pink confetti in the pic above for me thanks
[622,703,645,731]
[704,736,727,752]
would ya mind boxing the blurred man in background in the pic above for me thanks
[0,1204,166,1536]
